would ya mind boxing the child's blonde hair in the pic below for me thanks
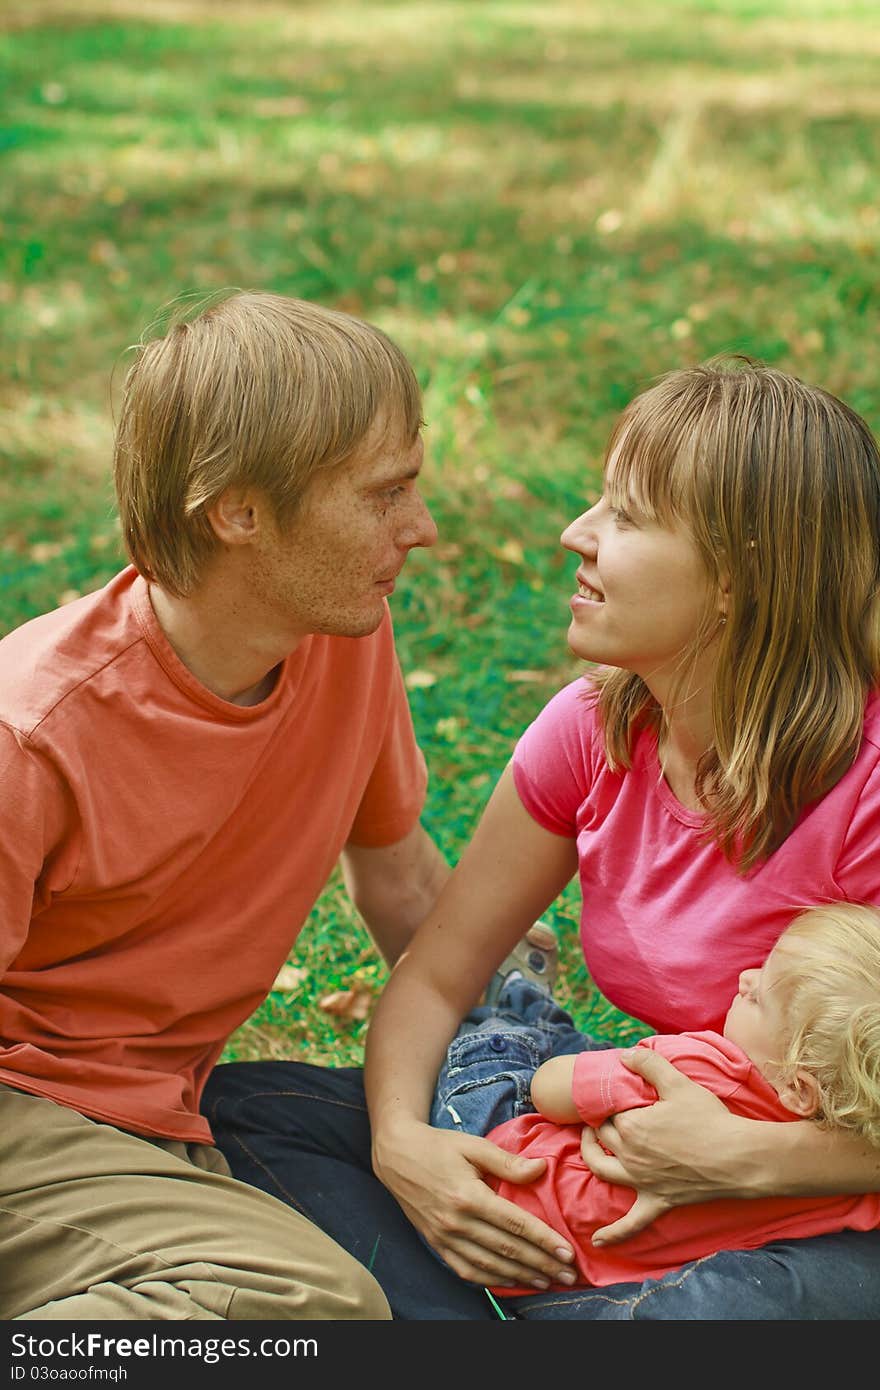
[113,291,423,597]
[774,903,880,1148]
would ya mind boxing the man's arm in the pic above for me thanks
[340,821,450,967]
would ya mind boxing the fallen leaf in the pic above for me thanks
[405,669,438,690]
[491,540,525,566]
[254,97,310,118]
[498,479,530,501]
[89,239,119,266]
[596,209,622,234]
[272,964,308,993]
[29,541,63,563]
[319,986,374,1021]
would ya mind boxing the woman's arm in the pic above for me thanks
[580,1049,880,1244]
[365,763,582,1289]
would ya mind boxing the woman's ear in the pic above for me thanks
[717,572,731,624]
[777,1069,821,1119]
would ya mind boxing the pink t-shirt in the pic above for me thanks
[0,568,426,1141]
[512,677,880,1033]
[488,1032,880,1290]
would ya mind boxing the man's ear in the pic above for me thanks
[206,488,263,547]
[777,1069,820,1119]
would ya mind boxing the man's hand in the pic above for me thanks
[373,1118,578,1289]
[579,1048,751,1245]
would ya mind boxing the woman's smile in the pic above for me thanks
[572,572,605,606]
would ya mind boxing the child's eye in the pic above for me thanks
[609,506,633,526]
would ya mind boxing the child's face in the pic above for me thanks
[722,942,791,1082]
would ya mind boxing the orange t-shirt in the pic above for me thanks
[0,568,427,1141]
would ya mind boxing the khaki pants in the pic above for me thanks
[0,1085,390,1320]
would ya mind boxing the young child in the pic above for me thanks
[431,903,880,1292]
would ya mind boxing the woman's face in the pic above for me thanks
[560,480,720,683]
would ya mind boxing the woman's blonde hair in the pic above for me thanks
[592,358,880,869]
[113,291,423,596]
[773,903,880,1148]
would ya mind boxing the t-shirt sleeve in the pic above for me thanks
[571,1045,659,1124]
[0,724,72,975]
[346,628,428,848]
[834,754,880,902]
[511,677,598,836]
[572,1033,746,1124]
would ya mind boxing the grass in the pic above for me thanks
[3,0,879,1063]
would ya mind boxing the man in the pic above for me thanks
[0,292,447,1320]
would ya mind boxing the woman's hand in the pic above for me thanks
[373,1117,578,1289]
[579,1049,754,1245]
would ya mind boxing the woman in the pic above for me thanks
[205,359,880,1318]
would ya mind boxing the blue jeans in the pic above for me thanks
[202,984,880,1319]
[430,977,606,1135]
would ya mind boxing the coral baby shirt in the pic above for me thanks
[488,1032,880,1290]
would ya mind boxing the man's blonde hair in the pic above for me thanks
[773,903,880,1148]
[113,291,423,595]
[592,358,880,870]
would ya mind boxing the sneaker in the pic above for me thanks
[484,920,558,1009]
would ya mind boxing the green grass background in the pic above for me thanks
[3,0,879,1062]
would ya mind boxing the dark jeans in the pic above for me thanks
[201,1057,880,1320]
[430,976,608,1134]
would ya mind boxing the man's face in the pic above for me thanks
[249,416,437,642]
